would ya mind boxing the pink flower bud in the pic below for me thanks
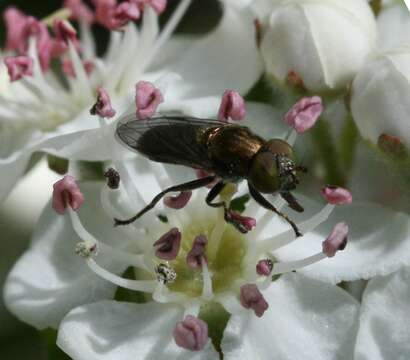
[322,185,352,205]
[173,315,208,351]
[153,228,181,260]
[186,235,208,270]
[164,191,192,209]
[135,80,164,119]
[90,87,116,118]
[240,284,269,317]
[64,0,95,23]
[218,90,246,122]
[256,259,273,276]
[51,19,81,56]
[4,56,34,82]
[284,96,323,133]
[3,6,27,52]
[52,175,84,214]
[322,222,348,257]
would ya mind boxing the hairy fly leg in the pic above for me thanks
[248,183,303,237]
[114,175,216,226]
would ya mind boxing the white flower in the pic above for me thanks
[354,266,410,360]
[5,93,410,358]
[256,0,377,92]
[0,0,263,202]
[351,48,410,149]
[377,0,410,50]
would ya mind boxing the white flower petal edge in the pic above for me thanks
[3,183,138,329]
[273,197,410,284]
[57,301,219,360]
[167,1,263,99]
[354,266,410,360]
[221,273,359,360]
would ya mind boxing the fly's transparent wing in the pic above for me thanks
[116,115,228,169]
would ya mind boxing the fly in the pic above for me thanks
[114,115,307,237]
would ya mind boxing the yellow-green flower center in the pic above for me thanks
[168,215,248,297]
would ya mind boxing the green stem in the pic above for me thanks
[339,113,359,176]
[310,119,345,186]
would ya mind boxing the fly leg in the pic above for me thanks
[206,181,249,234]
[248,183,303,237]
[114,175,217,226]
[280,191,304,213]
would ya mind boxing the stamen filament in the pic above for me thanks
[257,204,335,253]
[271,252,326,275]
[68,41,93,100]
[150,0,192,62]
[285,129,298,146]
[86,258,157,292]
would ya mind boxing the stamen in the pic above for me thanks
[256,259,273,276]
[284,96,323,133]
[195,169,217,189]
[52,19,80,56]
[150,0,191,59]
[239,284,269,317]
[225,210,256,233]
[322,222,348,257]
[173,315,208,351]
[207,208,226,260]
[3,6,27,51]
[135,80,164,119]
[257,203,335,253]
[135,0,168,15]
[95,0,140,30]
[201,257,213,300]
[52,175,84,214]
[285,129,298,146]
[155,263,177,284]
[64,0,94,23]
[271,222,348,275]
[87,258,157,292]
[322,185,353,205]
[164,191,192,209]
[186,235,207,270]
[104,168,121,189]
[153,228,181,260]
[62,59,94,78]
[90,87,116,118]
[75,241,98,258]
[4,56,34,82]
[218,90,246,122]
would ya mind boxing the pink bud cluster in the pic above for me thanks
[2,0,168,78]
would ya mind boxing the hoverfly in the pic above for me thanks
[114,115,307,237]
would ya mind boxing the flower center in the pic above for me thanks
[168,215,248,297]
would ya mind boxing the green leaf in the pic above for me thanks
[229,194,250,213]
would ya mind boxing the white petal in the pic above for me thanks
[377,2,410,50]
[273,198,410,284]
[167,4,263,98]
[354,267,410,360]
[57,300,218,360]
[222,273,359,360]
[3,183,129,329]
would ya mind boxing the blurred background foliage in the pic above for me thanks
[0,0,221,358]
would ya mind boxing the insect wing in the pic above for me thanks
[116,115,227,169]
